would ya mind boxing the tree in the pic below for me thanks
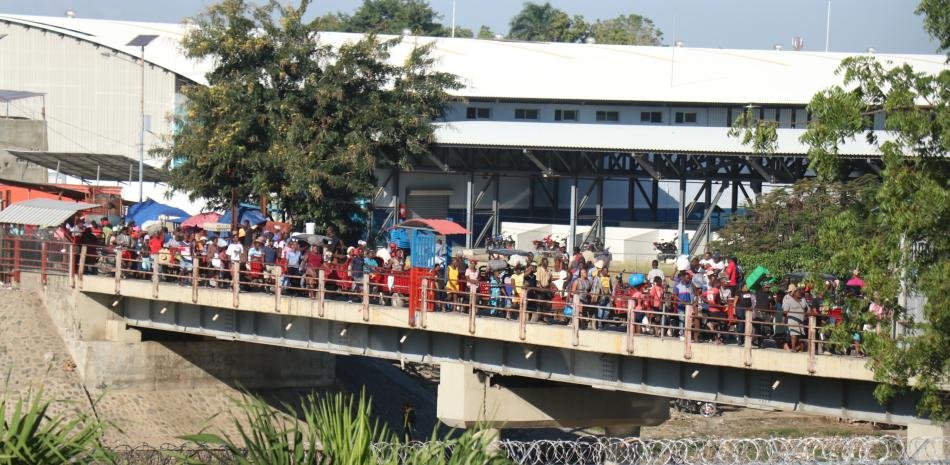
[589,14,662,45]
[162,0,459,240]
[477,25,496,39]
[508,2,588,43]
[341,0,447,36]
[451,26,474,38]
[728,1,950,420]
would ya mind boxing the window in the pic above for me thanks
[466,107,491,119]
[514,108,539,120]
[554,109,577,121]
[674,112,697,124]
[640,111,662,123]
[596,111,619,122]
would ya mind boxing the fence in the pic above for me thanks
[0,236,880,369]
[105,436,949,464]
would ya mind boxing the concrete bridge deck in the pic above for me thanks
[61,271,925,426]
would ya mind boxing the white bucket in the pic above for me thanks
[305,222,315,234]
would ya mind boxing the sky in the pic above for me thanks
[1,0,940,54]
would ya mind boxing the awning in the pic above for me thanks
[181,212,221,229]
[7,151,169,183]
[0,90,45,102]
[0,198,98,227]
[395,219,469,235]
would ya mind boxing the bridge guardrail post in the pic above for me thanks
[571,294,580,347]
[468,286,476,334]
[626,299,635,354]
[40,241,48,286]
[518,287,527,340]
[77,245,87,290]
[317,268,326,317]
[744,307,753,366]
[419,277,428,328]
[12,236,20,286]
[807,314,817,374]
[114,248,122,294]
[273,267,280,312]
[192,258,200,303]
[231,261,240,308]
[362,274,370,322]
[684,305,694,360]
[151,256,159,298]
[68,244,75,288]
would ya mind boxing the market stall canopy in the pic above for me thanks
[181,212,221,229]
[126,198,189,225]
[0,198,97,227]
[219,205,267,226]
[394,219,469,235]
[7,151,169,183]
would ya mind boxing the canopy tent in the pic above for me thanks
[0,90,45,102]
[126,198,190,226]
[181,212,221,229]
[0,198,97,227]
[7,151,169,183]
[219,205,267,227]
[394,219,469,235]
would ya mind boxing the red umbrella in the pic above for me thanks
[181,212,221,229]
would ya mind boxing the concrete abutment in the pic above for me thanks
[19,273,335,393]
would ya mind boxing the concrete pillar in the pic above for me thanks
[907,423,948,460]
[437,362,669,430]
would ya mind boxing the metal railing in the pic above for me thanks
[2,238,876,371]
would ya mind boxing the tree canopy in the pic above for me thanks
[727,1,950,420]
[589,14,663,46]
[160,0,459,239]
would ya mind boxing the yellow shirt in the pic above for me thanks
[512,273,525,302]
[446,265,460,291]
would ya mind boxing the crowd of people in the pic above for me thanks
[32,216,886,355]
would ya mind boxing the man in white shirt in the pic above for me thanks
[226,235,244,263]
[647,259,665,284]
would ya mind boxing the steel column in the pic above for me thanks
[677,176,686,255]
[465,174,474,248]
[568,177,578,254]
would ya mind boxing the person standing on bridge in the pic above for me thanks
[783,284,809,352]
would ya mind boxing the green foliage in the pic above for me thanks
[589,14,663,46]
[343,0,447,36]
[724,1,950,420]
[177,391,513,465]
[508,2,587,43]
[0,389,112,465]
[162,0,459,240]
[477,25,496,39]
[727,107,779,154]
[917,0,950,55]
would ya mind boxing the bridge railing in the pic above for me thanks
[1,238,869,370]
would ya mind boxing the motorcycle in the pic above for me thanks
[532,234,564,254]
[672,398,719,417]
[486,234,515,250]
[653,236,678,262]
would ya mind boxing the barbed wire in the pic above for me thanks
[104,436,949,464]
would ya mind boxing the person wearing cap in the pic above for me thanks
[782,284,809,352]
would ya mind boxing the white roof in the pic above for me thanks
[0,198,98,227]
[433,121,886,157]
[1,14,947,105]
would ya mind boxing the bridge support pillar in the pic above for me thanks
[436,362,668,431]
[907,423,948,460]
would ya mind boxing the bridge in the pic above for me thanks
[2,238,947,454]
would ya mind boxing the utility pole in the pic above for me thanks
[126,34,158,203]
[824,0,831,52]
[451,0,457,37]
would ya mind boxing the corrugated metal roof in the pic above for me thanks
[432,121,886,157]
[0,198,98,227]
[0,14,945,105]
